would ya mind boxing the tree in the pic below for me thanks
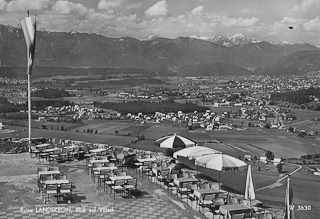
[265,150,275,160]
[276,163,283,173]
[115,130,119,135]
[95,130,98,134]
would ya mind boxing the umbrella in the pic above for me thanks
[244,164,255,205]
[195,153,247,188]
[156,133,196,149]
[284,178,294,219]
[173,146,221,159]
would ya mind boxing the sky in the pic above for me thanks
[1,0,320,45]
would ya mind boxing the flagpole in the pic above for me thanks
[26,10,32,152]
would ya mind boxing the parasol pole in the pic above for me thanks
[26,10,32,152]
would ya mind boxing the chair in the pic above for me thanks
[227,195,239,205]
[231,213,247,219]
[211,197,225,212]
[187,184,198,206]
[30,145,40,158]
[164,174,178,195]
[176,182,191,201]
[156,170,169,188]
[198,194,215,212]
[48,166,59,171]
[58,183,72,202]
[55,174,67,180]
[115,153,125,165]
[49,149,61,163]
[123,178,137,199]
[105,162,115,167]
[117,171,127,177]
[103,172,115,193]
[110,180,126,199]
[91,163,103,183]
[39,151,49,162]
[42,184,58,204]
[37,166,48,173]
[58,148,69,162]
[38,174,53,193]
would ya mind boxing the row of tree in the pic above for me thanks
[270,87,320,105]
[32,88,72,99]
[94,100,209,114]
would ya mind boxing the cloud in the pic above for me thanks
[145,0,168,17]
[98,0,121,11]
[303,17,320,31]
[291,0,320,18]
[4,0,53,12]
[221,17,259,27]
[52,1,88,16]
[190,6,203,15]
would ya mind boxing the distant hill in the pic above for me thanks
[0,24,319,77]
[255,50,320,75]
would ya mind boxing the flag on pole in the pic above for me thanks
[244,164,255,201]
[20,16,36,75]
[284,178,294,219]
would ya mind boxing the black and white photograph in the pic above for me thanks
[0,0,320,218]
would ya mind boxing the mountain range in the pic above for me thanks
[1,24,320,77]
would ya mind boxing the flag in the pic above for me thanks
[284,178,294,219]
[20,16,36,75]
[244,164,255,201]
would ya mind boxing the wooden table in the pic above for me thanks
[93,166,118,171]
[43,148,61,153]
[173,177,199,187]
[38,170,60,177]
[193,188,224,200]
[64,145,79,150]
[109,176,133,181]
[45,179,69,185]
[89,148,107,153]
[137,158,156,163]
[35,143,51,149]
[90,159,109,164]
[219,204,252,219]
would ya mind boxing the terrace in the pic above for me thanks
[0,140,288,219]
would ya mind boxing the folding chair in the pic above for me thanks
[164,173,178,195]
[58,183,72,203]
[156,170,169,188]
[110,180,125,199]
[43,184,58,204]
[123,178,137,199]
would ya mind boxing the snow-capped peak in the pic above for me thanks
[279,41,292,45]
[190,33,259,47]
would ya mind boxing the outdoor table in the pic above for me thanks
[219,204,252,219]
[45,179,69,185]
[89,148,107,155]
[63,145,79,150]
[89,159,110,164]
[193,188,224,200]
[43,148,61,153]
[137,158,156,163]
[35,143,51,149]
[38,170,60,177]
[93,166,118,171]
[109,176,133,181]
[173,177,199,187]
